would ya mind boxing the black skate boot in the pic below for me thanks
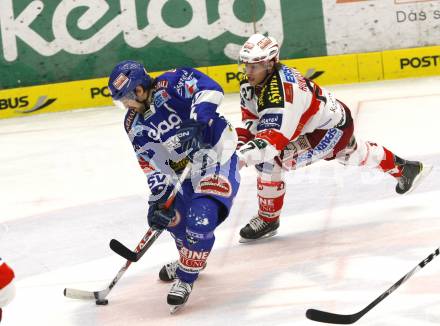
[159,260,178,282]
[239,216,280,243]
[159,260,206,282]
[394,157,429,194]
[167,279,193,313]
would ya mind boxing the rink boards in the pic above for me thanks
[0,44,439,119]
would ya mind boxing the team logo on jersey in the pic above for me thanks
[314,128,342,152]
[147,172,169,194]
[283,82,293,103]
[295,128,343,166]
[267,78,282,104]
[153,89,170,108]
[258,113,283,131]
[184,78,198,98]
[155,80,169,90]
[146,113,182,141]
[196,174,232,197]
[281,66,296,83]
[175,70,197,97]
[112,73,129,90]
[258,74,284,110]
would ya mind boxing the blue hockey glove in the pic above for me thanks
[177,120,206,162]
[147,202,175,230]
[147,185,175,230]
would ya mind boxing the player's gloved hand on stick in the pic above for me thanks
[236,127,254,150]
[177,119,207,163]
[147,185,175,230]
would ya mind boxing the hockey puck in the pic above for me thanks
[95,299,109,305]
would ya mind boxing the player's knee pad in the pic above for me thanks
[177,197,219,283]
[185,197,219,249]
[257,177,286,221]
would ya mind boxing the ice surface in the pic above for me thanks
[1,77,440,325]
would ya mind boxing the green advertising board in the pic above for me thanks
[0,0,326,89]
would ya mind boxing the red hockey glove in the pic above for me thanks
[236,127,254,150]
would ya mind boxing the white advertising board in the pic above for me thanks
[323,0,440,54]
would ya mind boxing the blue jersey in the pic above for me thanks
[123,68,237,198]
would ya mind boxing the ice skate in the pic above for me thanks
[239,216,279,243]
[395,158,432,195]
[159,260,178,282]
[167,279,193,314]
[159,260,206,282]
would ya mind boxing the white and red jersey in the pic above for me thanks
[0,258,15,307]
[238,64,347,165]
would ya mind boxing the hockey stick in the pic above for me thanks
[64,236,161,303]
[63,245,140,304]
[109,228,161,262]
[306,247,440,324]
[64,164,191,303]
[110,163,192,262]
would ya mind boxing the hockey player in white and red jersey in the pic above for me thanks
[236,34,431,242]
[0,258,15,322]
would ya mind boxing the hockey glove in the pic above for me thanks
[147,185,175,230]
[236,127,254,150]
[177,120,207,162]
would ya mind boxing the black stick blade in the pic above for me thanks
[306,309,361,325]
[110,239,138,262]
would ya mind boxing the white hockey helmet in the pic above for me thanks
[239,34,280,64]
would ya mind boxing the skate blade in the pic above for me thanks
[239,230,278,243]
[404,164,433,195]
[169,304,185,314]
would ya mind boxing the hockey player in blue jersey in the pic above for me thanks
[108,60,240,311]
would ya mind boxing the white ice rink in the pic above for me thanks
[1,77,440,325]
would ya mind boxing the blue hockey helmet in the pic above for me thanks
[108,60,153,100]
